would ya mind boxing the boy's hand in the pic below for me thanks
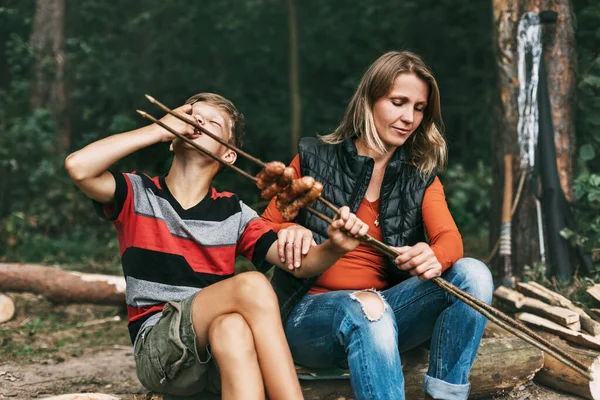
[392,242,442,280]
[327,206,369,253]
[277,225,316,270]
[155,104,195,142]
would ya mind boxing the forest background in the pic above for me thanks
[1,0,599,281]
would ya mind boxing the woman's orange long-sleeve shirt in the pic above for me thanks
[261,155,463,294]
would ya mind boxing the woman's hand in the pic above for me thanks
[277,225,316,270]
[327,206,369,253]
[392,242,442,280]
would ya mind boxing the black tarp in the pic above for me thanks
[536,58,594,279]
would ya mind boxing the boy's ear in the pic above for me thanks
[222,149,237,165]
[169,141,174,152]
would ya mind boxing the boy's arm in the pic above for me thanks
[264,206,369,278]
[64,104,194,203]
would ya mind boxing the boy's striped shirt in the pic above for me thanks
[94,171,277,342]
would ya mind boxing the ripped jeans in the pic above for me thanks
[284,258,494,400]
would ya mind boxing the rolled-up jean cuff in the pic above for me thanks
[423,374,470,400]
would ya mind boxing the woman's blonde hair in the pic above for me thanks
[320,51,446,176]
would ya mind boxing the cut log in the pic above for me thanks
[494,286,526,308]
[297,336,543,399]
[517,312,600,350]
[495,286,580,330]
[534,333,600,400]
[0,293,15,323]
[41,395,120,400]
[587,285,600,304]
[0,263,125,305]
[518,282,600,336]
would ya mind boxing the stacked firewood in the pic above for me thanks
[494,282,600,400]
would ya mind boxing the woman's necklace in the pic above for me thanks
[366,199,380,227]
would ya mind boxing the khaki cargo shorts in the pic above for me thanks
[133,292,221,396]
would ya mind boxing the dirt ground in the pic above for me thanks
[0,293,586,400]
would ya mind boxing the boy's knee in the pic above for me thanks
[209,314,255,358]
[350,290,386,321]
[234,271,279,311]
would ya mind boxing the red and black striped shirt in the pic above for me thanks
[94,171,277,342]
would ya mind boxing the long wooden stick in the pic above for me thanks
[140,98,593,381]
[500,155,515,288]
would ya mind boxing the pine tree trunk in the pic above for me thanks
[288,0,301,157]
[490,0,576,278]
[30,0,70,152]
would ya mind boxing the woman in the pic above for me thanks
[262,51,494,400]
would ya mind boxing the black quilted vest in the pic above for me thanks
[272,137,436,321]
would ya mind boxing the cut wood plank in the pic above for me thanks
[517,282,564,305]
[525,281,573,307]
[0,263,125,305]
[588,284,600,304]
[522,297,579,328]
[518,281,600,336]
[517,312,600,350]
[494,286,526,308]
[495,286,580,330]
[0,293,15,323]
[590,309,600,320]
[534,333,600,400]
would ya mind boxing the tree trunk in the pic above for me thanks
[297,336,544,399]
[0,263,125,305]
[288,0,301,157]
[30,0,70,152]
[491,0,577,278]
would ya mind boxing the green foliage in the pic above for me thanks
[0,0,596,269]
[574,0,600,173]
[442,161,492,238]
[561,172,600,267]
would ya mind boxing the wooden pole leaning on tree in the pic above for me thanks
[500,155,515,288]
[138,96,595,383]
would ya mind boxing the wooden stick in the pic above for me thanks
[500,155,515,288]
[146,95,341,216]
[138,99,594,382]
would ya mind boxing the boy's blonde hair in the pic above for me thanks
[320,51,447,176]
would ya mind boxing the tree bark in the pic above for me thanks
[534,333,600,400]
[0,263,125,305]
[491,0,577,278]
[30,0,71,152]
[297,336,544,399]
[288,0,301,156]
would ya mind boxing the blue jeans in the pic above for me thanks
[284,258,494,400]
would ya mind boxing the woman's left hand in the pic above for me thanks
[392,242,442,280]
[277,224,316,270]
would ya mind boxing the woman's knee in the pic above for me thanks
[350,290,386,321]
[346,290,398,353]
[449,258,494,303]
[232,271,279,313]
[209,313,256,361]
